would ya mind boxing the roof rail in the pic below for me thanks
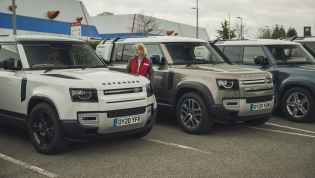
[0,34,9,37]
[295,36,315,40]
[281,35,298,41]
[215,38,249,42]
[210,37,222,44]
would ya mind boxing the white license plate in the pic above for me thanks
[114,116,141,127]
[250,103,270,111]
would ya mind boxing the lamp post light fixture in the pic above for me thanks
[191,0,199,39]
[236,16,243,39]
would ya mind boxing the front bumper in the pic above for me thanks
[61,108,157,141]
[211,96,274,122]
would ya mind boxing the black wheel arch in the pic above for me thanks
[173,81,215,109]
[279,80,315,105]
[27,96,60,119]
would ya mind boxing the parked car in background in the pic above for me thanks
[0,35,157,154]
[96,36,275,134]
[293,36,315,58]
[216,39,315,122]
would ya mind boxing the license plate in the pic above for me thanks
[250,103,270,111]
[114,116,141,127]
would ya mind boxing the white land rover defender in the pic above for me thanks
[0,35,156,154]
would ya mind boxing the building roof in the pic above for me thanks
[0,35,83,42]
[113,36,207,43]
[216,39,301,46]
[92,14,210,40]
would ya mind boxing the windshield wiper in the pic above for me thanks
[82,65,107,70]
[44,68,54,73]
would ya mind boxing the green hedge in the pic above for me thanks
[86,40,101,50]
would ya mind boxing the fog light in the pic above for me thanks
[78,113,99,125]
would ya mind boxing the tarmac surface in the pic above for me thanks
[0,111,315,178]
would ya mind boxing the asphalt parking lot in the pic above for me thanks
[1,111,315,178]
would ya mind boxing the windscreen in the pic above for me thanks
[164,42,225,65]
[23,42,105,69]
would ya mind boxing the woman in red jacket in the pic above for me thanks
[126,43,154,81]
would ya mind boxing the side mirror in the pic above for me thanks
[254,56,269,66]
[150,55,166,66]
[95,44,112,63]
[3,58,22,70]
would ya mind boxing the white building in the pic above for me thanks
[0,0,100,39]
[92,14,210,40]
[0,0,209,40]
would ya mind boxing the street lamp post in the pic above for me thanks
[191,0,199,39]
[264,26,270,39]
[12,0,17,35]
[236,16,243,39]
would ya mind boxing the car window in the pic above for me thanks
[243,47,267,65]
[223,46,242,63]
[194,46,210,60]
[267,45,315,64]
[23,43,104,69]
[0,44,19,68]
[122,45,134,63]
[113,44,123,62]
[165,42,225,64]
[303,43,315,57]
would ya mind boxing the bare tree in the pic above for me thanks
[257,27,271,39]
[234,22,249,39]
[129,13,162,35]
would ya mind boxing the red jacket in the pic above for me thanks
[127,57,153,79]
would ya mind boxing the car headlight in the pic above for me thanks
[70,88,98,102]
[146,83,154,97]
[265,77,272,83]
[216,79,239,90]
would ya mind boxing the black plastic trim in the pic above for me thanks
[21,78,27,102]
[106,98,145,104]
[174,81,215,108]
[0,109,27,128]
[246,95,273,103]
[42,74,80,80]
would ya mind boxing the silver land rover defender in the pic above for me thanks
[96,36,275,134]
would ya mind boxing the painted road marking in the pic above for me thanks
[266,122,315,134]
[0,153,59,178]
[145,138,212,155]
[247,126,315,138]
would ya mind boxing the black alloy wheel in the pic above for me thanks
[176,92,213,134]
[28,103,68,154]
[282,87,315,122]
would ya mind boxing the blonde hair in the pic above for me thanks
[132,43,147,57]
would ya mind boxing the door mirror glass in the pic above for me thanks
[3,58,22,70]
[254,56,269,66]
[150,55,166,66]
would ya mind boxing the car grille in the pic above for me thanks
[246,95,273,103]
[243,79,267,85]
[106,107,146,118]
[104,87,143,95]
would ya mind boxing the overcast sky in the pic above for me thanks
[81,0,315,39]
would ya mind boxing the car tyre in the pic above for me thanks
[28,102,68,154]
[282,87,315,122]
[176,92,213,134]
